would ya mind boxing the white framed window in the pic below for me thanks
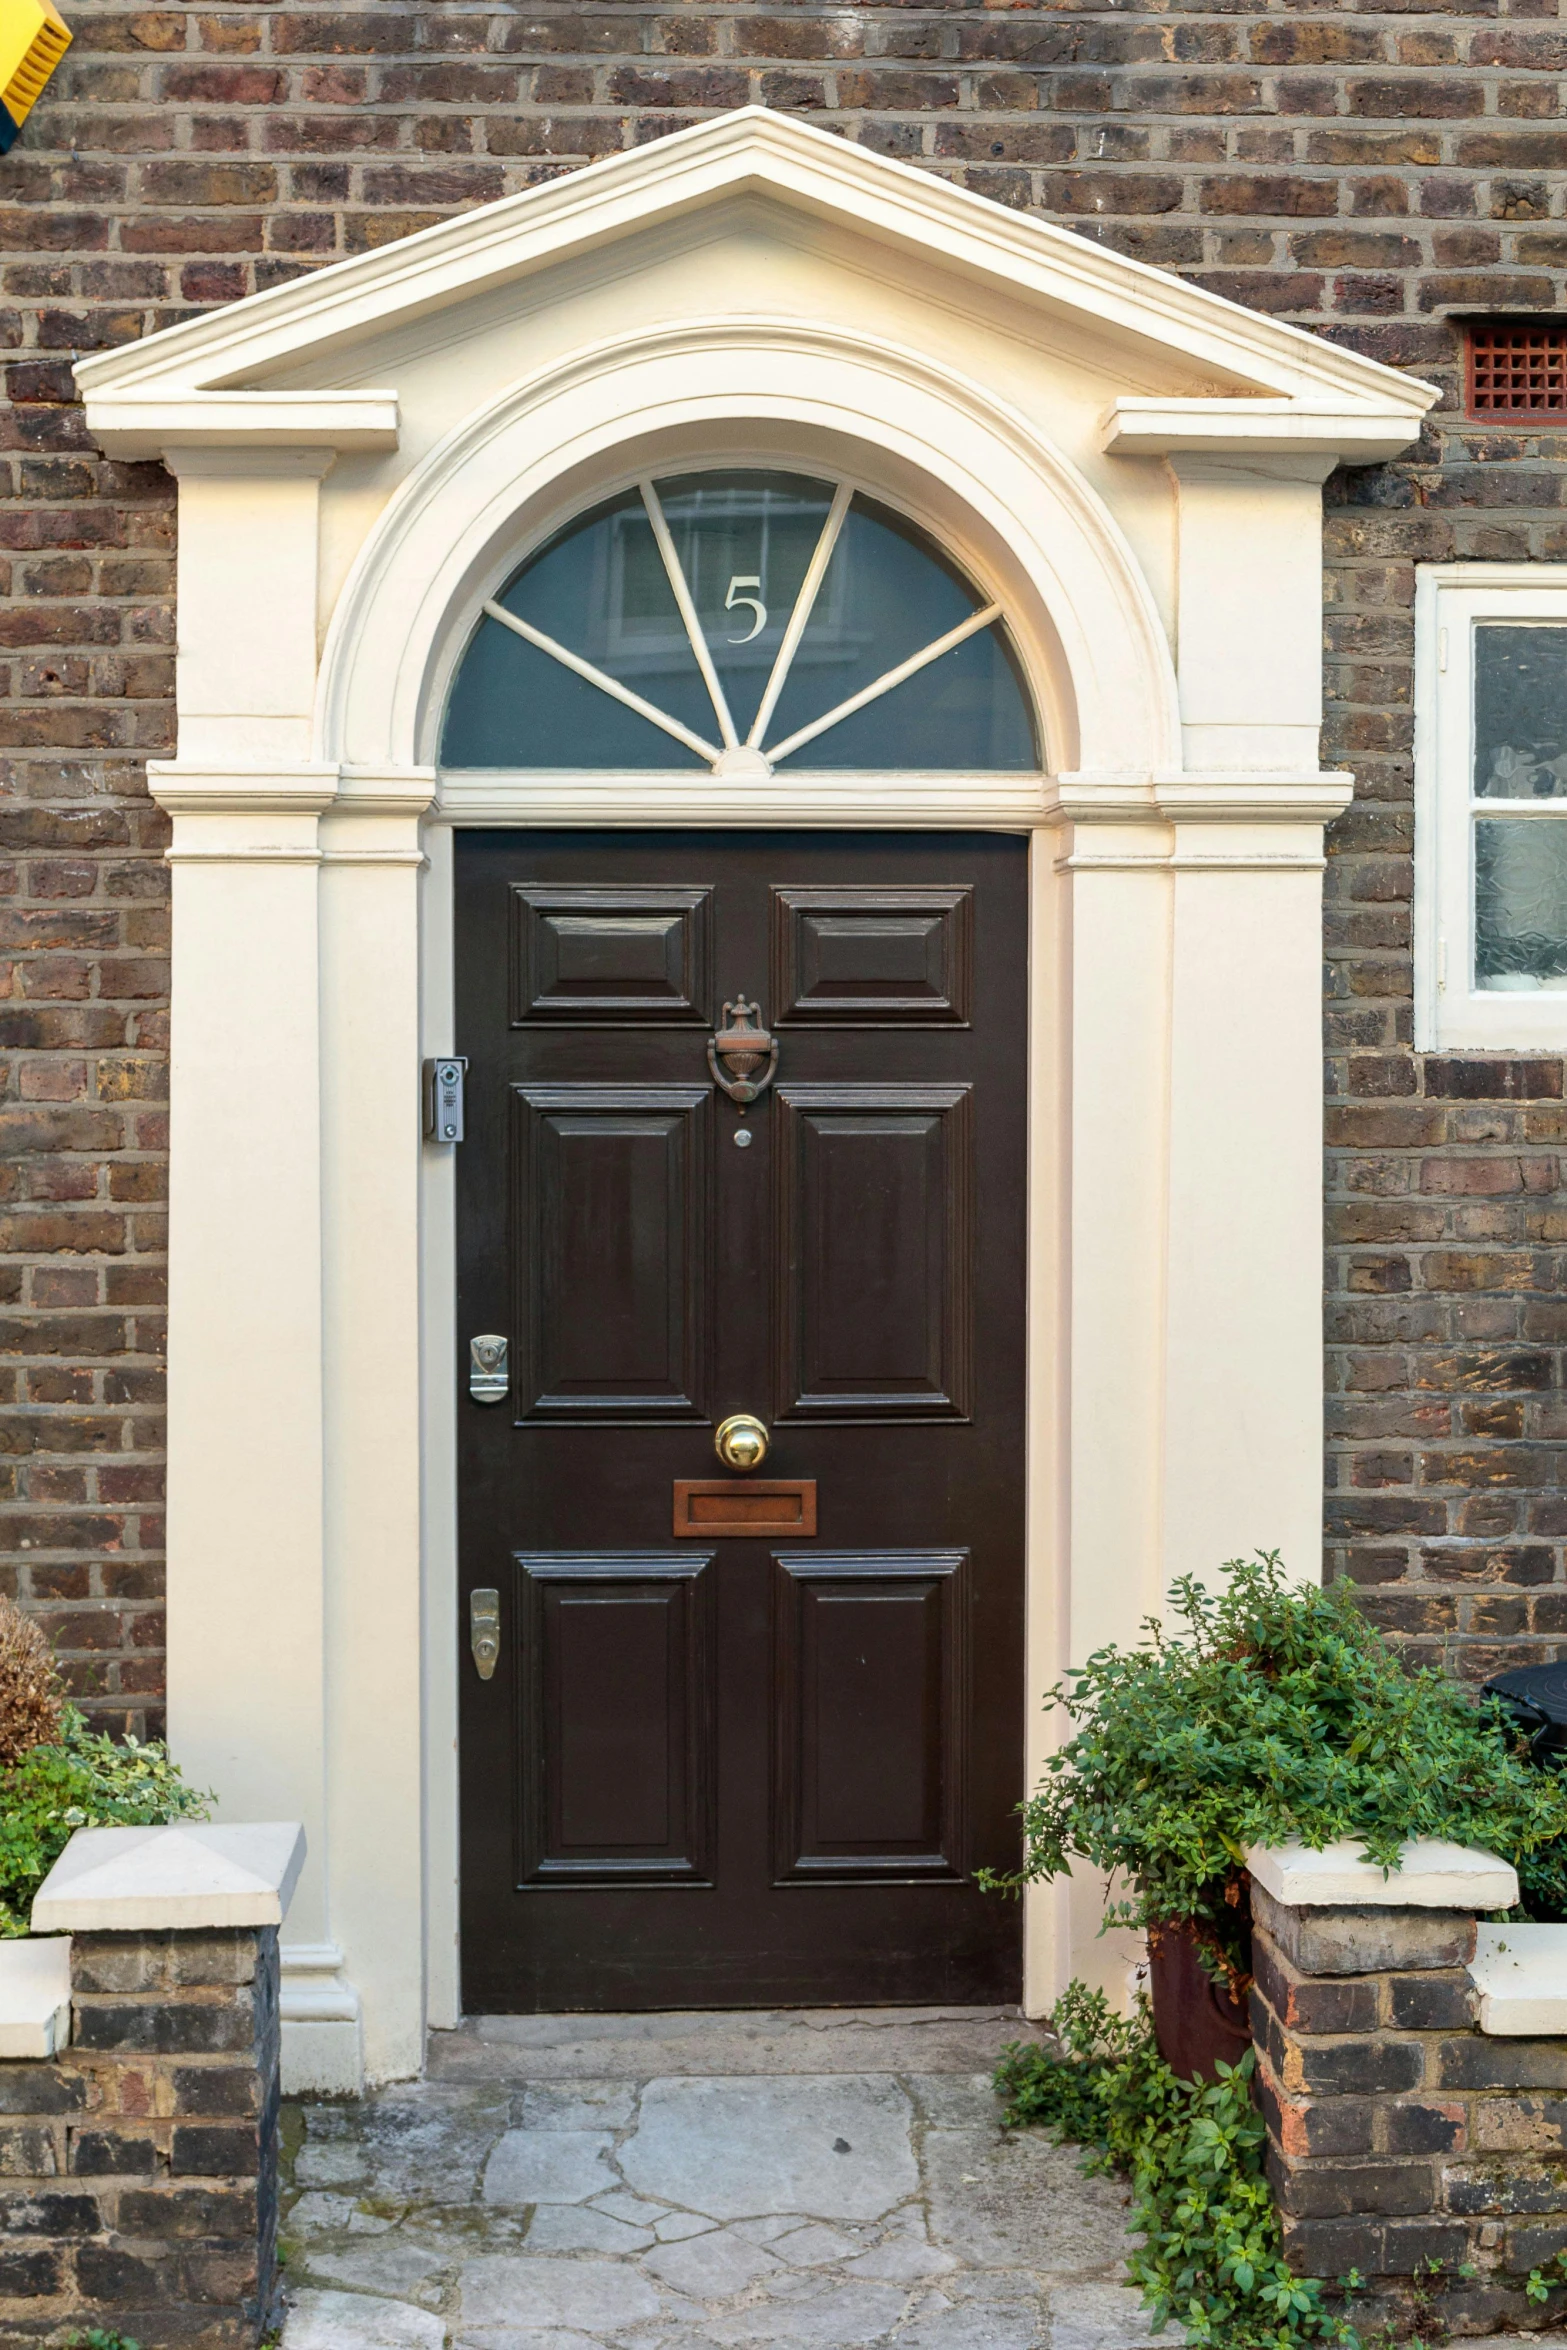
[1415,562,1567,1049]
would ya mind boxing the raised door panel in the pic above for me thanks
[513,1083,710,1422]
[517,1553,715,1886]
[774,1082,972,1421]
[771,886,972,1025]
[511,884,712,1023]
[772,1552,969,1884]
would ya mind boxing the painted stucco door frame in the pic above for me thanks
[75,109,1435,2091]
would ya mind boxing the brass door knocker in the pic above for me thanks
[707,997,779,1112]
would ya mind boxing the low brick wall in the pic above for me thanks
[0,1926,280,2348]
[1251,1882,1567,2335]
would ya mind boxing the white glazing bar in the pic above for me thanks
[481,600,721,765]
[639,480,739,751]
[746,482,853,750]
[766,602,1004,765]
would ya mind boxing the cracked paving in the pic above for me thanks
[279,2008,1157,2350]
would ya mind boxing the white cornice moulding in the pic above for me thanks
[83,392,399,458]
[1155,774,1356,824]
[1248,1838,1518,1911]
[71,109,1437,439]
[1469,1923,1567,2035]
[1105,399,1423,463]
[148,763,342,816]
[32,1822,307,1932]
[431,771,1057,831]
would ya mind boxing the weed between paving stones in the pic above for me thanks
[997,1985,1358,2350]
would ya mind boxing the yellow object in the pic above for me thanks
[0,0,70,134]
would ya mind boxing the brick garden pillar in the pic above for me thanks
[0,1820,303,2348]
[1242,1835,1567,2337]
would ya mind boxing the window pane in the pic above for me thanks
[654,471,835,743]
[769,497,1034,770]
[1475,817,1567,988]
[1474,624,1567,799]
[441,470,1037,772]
[440,488,710,770]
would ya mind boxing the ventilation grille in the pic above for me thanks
[1468,320,1567,417]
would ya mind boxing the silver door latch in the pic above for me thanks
[469,1333,508,1403]
[470,1588,500,1680]
[423,1056,468,1142]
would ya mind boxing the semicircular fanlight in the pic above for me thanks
[440,469,1037,775]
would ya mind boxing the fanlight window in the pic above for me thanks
[440,469,1037,774]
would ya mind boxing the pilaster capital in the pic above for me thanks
[1154,772,1355,826]
[148,762,342,818]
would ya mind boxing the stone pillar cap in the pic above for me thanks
[1247,1836,1518,1910]
[31,1822,306,1933]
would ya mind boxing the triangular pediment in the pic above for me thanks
[76,106,1433,456]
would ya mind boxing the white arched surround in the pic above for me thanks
[320,321,1179,785]
[75,105,1437,2090]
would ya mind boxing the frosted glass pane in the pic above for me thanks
[1474,624,1567,799]
[441,470,1036,772]
[1475,817,1567,989]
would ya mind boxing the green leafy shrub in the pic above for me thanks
[998,1984,1356,2350]
[994,1552,1567,1981]
[0,1707,209,1936]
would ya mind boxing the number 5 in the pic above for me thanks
[725,574,767,645]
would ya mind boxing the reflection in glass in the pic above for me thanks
[1474,625,1567,799]
[1475,817,1567,988]
[440,468,1037,773]
[768,497,1033,770]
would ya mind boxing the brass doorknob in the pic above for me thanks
[715,1413,769,1472]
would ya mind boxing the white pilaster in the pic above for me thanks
[156,766,333,1962]
[319,771,434,2086]
[167,451,335,770]
[1157,798,1343,1589]
[1169,455,1336,776]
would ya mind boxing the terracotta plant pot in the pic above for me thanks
[1147,1918,1252,2082]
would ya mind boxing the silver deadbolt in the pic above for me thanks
[469,1334,508,1404]
[470,1588,500,1681]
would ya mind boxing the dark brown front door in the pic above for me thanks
[455,829,1027,2012]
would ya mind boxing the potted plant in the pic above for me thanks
[991,1552,1567,2077]
[0,1594,208,1937]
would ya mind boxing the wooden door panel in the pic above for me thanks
[517,1552,716,1886]
[459,830,1026,2011]
[772,885,972,1025]
[774,1081,972,1421]
[513,1082,710,1421]
[512,884,712,1023]
[772,1551,969,1883]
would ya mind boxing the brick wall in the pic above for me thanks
[0,1925,280,2346]
[4,0,1567,1715]
[1251,1881,1567,2332]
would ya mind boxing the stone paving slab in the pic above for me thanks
[427,2009,1050,2084]
[280,2010,1159,2350]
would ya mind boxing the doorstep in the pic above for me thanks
[278,2007,1154,2350]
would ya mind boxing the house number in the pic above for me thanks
[725,574,766,644]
